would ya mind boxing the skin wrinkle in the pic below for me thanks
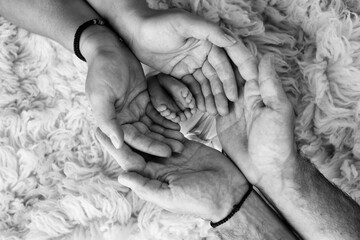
[168,40,210,77]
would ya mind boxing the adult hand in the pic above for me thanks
[98,137,249,222]
[217,54,296,187]
[86,0,258,116]
[82,27,184,157]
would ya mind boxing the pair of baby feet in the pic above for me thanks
[148,74,196,123]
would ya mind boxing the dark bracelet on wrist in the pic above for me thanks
[210,185,253,228]
[73,19,107,62]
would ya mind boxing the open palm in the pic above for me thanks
[128,9,258,116]
[87,42,183,158]
[117,140,248,222]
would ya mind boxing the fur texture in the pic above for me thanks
[1,0,360,239]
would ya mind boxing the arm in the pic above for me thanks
[249,55,360,240]
[217,54,360,240]
[0,0,102,57]
[96,130,299,239]
[259,154,360,240]
[0,0,184,158]
[214,190,299,240]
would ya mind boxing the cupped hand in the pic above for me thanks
[130,9,258,116]
[100,137,248,222]
[84,30,184,157]
[217,54,296,187]
[98,5,257,116]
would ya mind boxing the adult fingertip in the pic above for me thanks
[223,33,237,45]
[226,88,238,102]
[110,135,121,149]
[118,173,132,187]
[246,57,260,82]
[220,28,238,46]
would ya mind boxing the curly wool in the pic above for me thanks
[1,0,360,239]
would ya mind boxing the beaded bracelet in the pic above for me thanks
[210,185,253,228]
[73,19,106,62]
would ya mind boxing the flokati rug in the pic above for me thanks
[1,0,360,239]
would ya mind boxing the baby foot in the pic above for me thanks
[148,74,196,123]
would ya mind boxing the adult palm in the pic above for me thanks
[87,42,184,158]
[116,140,249,222]
[86,0,258,115]
[128,9,257,116]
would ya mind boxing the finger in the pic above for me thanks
[225,40,258,82]
[208,45,237,101]
[202,61,229,116]
[118,172,172,207]
[146,104,180,131]
[149,124,184,141]
[88,90,123,149]
[244,80,263,112]
[122,124,172,157]
[145,131,183,153]
[182,75,206,112]
[176,12,237,47]
[95,128,145,172]
[143,161,167,178]
[258,54,290,110]
[134,122,184,153]
[193,69,217,115]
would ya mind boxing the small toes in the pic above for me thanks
[188,98,196,109]
[160,108,171,117]
[168,112,177,120]
[184,110,192,120]
[156,105,167,112]
[178,112,187,122]
[172,116,181,123]
[182,90,189,98]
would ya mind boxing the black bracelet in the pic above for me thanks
[73,19,106,62]
[210,185,253,228]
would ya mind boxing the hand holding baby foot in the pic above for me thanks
[86,0,258,116]
[84,30,183,157]
[148,74,196,123]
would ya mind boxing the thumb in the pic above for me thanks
[176,12,237,47]
[118,172,170,204]
[258,54,290,110]
[88,90,124,149]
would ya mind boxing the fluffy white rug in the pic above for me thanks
[1,0,360,239]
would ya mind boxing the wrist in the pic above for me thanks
[256,153,301,199]
[79,25,122,62]
[210,178,250,223]
[86,0,154,43]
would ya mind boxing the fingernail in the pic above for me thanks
[111,135,120,149]
[224,33,237,44]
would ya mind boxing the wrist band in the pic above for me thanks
[73,19,106,62]
[210,185,253,228]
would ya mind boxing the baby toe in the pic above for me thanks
[168,112,177,120]
[184,110,192,120]
[182,89,189,98]
[188,98,196,109]
[172,116,181,123]
[178,112,187,122]
[156,105,167,112]
[160,109,171,117]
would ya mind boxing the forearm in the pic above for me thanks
[214,190,299,239]
[0,0,102,51]
[86,0,152,43]
[0,0,124,63]
[259,155,360,240]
